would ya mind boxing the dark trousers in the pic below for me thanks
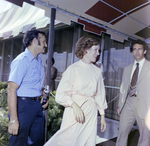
[9,98,44,146]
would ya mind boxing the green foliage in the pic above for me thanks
[0,82,64,144]
[47,91,64,138]
[0,110,10,146]
[0,89,8,110]
[0,82,7,90]
[0,82,10,146]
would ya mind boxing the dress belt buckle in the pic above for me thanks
[21,97,27,100]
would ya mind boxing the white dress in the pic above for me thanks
[44,60,107,146]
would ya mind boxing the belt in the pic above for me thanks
[131,94,137,97]
[17,96,41,101]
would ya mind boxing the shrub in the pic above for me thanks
[0,110,10,146]
[47,91,64,138]
[0,82,10,146]
[0,82,64,144]
[0,82,7,90]
[0,89,8,110]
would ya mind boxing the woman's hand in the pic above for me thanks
[71,102,85,124]
[100,114,106,132]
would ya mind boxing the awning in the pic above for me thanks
[5,0,150,43]
[0,0,60,39]
[33,0,150,43]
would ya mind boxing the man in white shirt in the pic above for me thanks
[116,40,150,146]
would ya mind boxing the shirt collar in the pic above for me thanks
[25,48,39,62]
[134,57,145,67]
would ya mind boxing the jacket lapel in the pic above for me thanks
[137,60,150,83]
[126,63,134,88]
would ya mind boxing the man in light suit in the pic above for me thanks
[116,40,150,146]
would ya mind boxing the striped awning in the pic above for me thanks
[0,0,60,39]
[4,0,150,43]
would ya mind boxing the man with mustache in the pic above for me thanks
[7,29,48,146]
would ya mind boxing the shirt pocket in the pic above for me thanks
[28,66,39,82]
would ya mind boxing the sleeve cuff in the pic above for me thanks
[67,98,74,107]
[99,109,105,115]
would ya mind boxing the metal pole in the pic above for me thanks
[46,8,56,85]
[44,8,56,143]
[10,39,14,64]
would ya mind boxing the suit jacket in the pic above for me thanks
[118,59,150,119]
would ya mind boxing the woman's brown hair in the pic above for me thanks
[75,35,100,59]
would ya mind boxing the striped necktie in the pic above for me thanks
[131,63,139,87]
[128,63,139,97]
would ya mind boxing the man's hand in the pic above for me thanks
[8,120,19,135]
[41,90,49,109]
[7,81,19,135]
[71,102,85,124]
[117,107,120,116]
[100,115,106,132]
[41,97,49,109]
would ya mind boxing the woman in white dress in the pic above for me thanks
[44,35,107,146]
